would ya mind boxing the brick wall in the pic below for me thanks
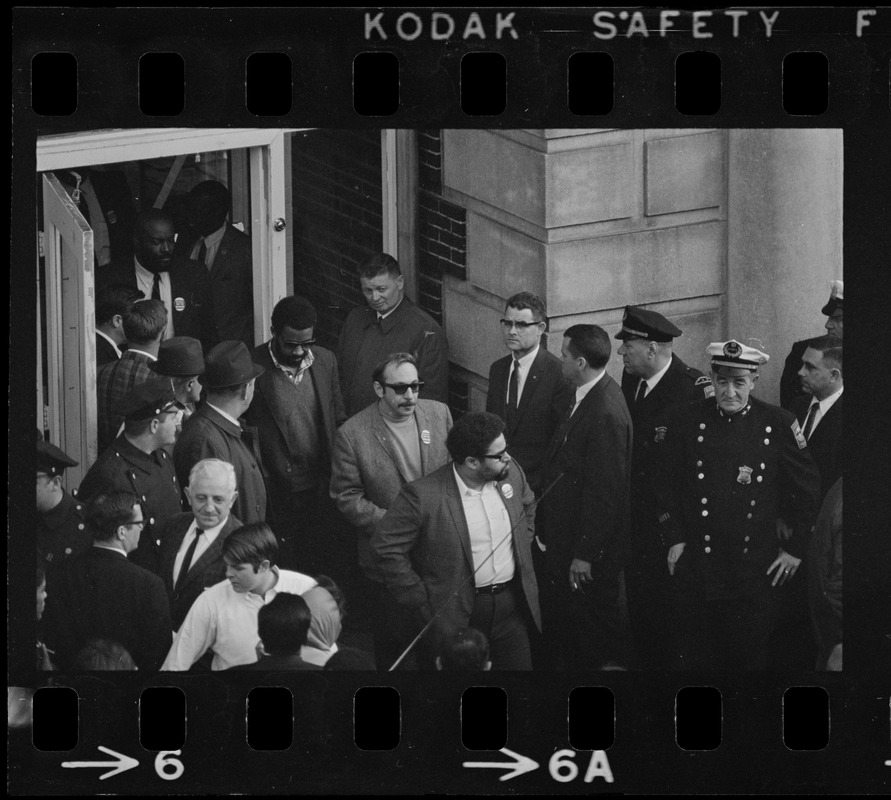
[291,129,383,349]
[417,130,470,414]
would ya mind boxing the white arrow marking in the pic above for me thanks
[463,747,539,781]
[62,746,139,780]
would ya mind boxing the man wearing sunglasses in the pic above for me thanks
[247,296,347,574]
[78,378,186,575]
[42,490,173,671]
[371,411,541,670]
[331,352,453,668]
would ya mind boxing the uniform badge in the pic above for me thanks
[501,483,514,499]
[107,210,117,224]
[420,430,431,444]
[791,420,807,449]
[174,297,186,312]
[737,466,753,484]
[704,385,715,399]
[694,376,711,386]
[723,341,742,357]
[654,426,667,442]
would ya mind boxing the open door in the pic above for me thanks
[41,172,97,488]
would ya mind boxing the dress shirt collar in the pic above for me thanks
[811,385,843,415]
[203,223,226,250]
[267,339,314,380]
[125,347,157,361]
[514,344,539,369]
[206,402,243,428]
[642,356,673,394]
[96,328,122,358]
[574,370,605,408]
[377,296,404,322]
[452,464,496,497]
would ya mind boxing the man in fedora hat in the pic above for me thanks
[37,435,91,572]
[78,378,186,573]
[149,336,206,422]
[654,340,821,670]
[174,341,268,526]
[614,305,712,669]
[779,280,843,409]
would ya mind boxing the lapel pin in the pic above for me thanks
[501,483,514,498]
[421,430,431,444]
[174,297,186,312]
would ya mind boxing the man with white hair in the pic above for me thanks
[655,340,821,670]
[155,458,243,629]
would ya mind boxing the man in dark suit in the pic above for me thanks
[96,298,167,452]
[792,335,843,502]
[330,352,453,668]
[96,208,216,350]
[247,296,348,574]
[486,291,570,494]
[371,411,541,670]
[94,284,144,367]
[779,280,843,409]
[615,305,713,669]
[156,459,243,630]
[37,437,90,573]
[177,180,255,347]
[42,490,173,671]
[537,324,633,670]
[174,341,268,525]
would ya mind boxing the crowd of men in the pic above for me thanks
[35,221,843,671]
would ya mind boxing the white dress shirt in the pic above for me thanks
[134,257,174,340]
[189,222,226,270]
[172,517,226,586]
[505,344,540,405]
[803,385,843,437]
[569,370,606,417]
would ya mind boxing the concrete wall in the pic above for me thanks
[440,128,841,409]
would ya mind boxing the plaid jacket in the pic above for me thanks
[97,350,154,452]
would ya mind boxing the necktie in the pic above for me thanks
[175,529,204,591]
[197,239,208,267]
[506,358,520,425]
[802,402,819,440]
[635,379,647,403]
[151,272,162,301]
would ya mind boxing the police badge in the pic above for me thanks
[654,426,667,442]
[174,297,186,312]
[737,465,753,484]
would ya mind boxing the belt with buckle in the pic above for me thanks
[475,581,511,595]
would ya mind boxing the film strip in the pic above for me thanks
[10,6,891,795]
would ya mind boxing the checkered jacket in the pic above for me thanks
[97,350,154,452]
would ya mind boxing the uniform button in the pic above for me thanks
[699,423,706,430]
[744,536,750,542]
[701,510,708,517]
[701,498,708,504]
[704,546,711,554]
[757,476,763,482]
[751,500,756,507]
[765,426,772,433]
[697,436,704,442]
[76,504,82,511]
[65,547,72,555]
[760,463,765,469]
[696,461,703,467]
[747,514,753,520]
[698,473,705,479]
[743,548,748,554]
[704,535,711,542]
[142,495,147,502]
[764,438,770,445]
[149,517,155,525]
[78,523,85,530]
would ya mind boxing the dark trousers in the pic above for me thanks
[367,578,419,672]
[537,549,626,670]
[625,548,673,670]
[467,583,532,671]
[671,581,774,671]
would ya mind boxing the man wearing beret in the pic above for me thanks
[779,280,843,409]
[78,378,185,574]
[174,341,268,526]
[615,305,712,669]
[654,340,821,670]
[149,336,205,423]
[37,436,91,572]
[247,296,347,574]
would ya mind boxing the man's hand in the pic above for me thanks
[569,558,592,592]
[767,549,802,586]
[667,543,686,576]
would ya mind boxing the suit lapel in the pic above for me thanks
[161,518,191,593]
[512,348,545,432]
[443,469,474,568]
[414,403,430,474]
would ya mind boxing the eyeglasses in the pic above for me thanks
[478,448,510,461]
[125,519,146,530]
[499,319,543,331]
[382,381,424,395]
[279,338,316,349]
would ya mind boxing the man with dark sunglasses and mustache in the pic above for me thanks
[331,352,453,668]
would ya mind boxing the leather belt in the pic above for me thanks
[475,581,512,595]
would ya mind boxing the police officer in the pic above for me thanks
[615,305,713,669]
[655,340,821,670]
[779,280,843,409]
[77,378,185,574]
[37,436,90,570]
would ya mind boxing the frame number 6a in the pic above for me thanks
[550,749,614,784]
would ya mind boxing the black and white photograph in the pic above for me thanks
[10,6,890,795]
